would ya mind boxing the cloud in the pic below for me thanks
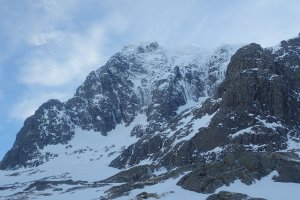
[13,0,300,89]
[19,24,106,87]
[4,0,300,124]
[16,0,130,88]
[12,22,110,120]
[6,0,117,122]
[9,90,70,121]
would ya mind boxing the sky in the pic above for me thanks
[0,0,300,159]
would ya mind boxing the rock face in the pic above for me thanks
[206,191,266,200]
[0,100,76,169]
[177,151,300,193]
[219,43,300,124]
[1,35,300,199]
[109,41,300,169]
[1,42,237,169]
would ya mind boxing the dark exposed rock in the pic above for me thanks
[1,35,300,200]
[0,186,13,191]
[24,180,88,191]
[177,151,300,193]
[272,153,300,183]
[136,192,159,200]
[110,37,300,170]
[1,42,235,169]
[206,191,266,200]
[104,182,145,199]
[155,39,300,168]
[0,100,75,169]
[110,135,163,169]
[103,165,193,199]
[217,43,300,125]
[102,165,162,183]
[130,125,147,138]
[70,60,140,134]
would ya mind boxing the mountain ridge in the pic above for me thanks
[1,35,300,200]
[0,42,239,170]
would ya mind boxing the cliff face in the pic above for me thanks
[1,36,300,200]
[1,42,237,169]
[110,39,300,170]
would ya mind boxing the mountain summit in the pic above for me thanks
[1,36,300,200]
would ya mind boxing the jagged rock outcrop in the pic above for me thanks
[102,165,162,183]
[109,37,300,180]
[1,35,300,200]
[1,42,237,169]
[206,191,266,200]
[177,151,300,193]
[1,100,75,169]
[218,43,300,124]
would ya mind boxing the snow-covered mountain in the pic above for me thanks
[1,35,300,200]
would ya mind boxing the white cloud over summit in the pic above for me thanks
[1,0,300,122]
[20,25,105,87]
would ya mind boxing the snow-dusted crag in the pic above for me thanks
[0,42,236,169]
[1,35,300,200]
